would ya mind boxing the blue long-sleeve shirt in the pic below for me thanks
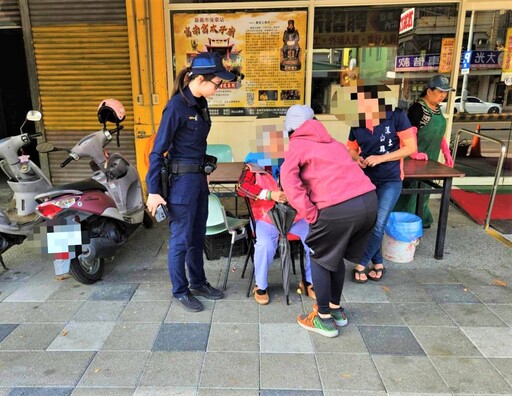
[146,86,211,194]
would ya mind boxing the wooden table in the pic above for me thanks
[209,162,245,215]
[209,162,245,184]
[212,160,465,259]
[401,159,465,259]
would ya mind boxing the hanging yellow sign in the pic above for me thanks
[438,37,455,73]
[502,28,512,74]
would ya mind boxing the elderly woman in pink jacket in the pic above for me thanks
[237,157,314,305]
[280,105,378,338]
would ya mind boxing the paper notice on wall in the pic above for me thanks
[172,12,307,116]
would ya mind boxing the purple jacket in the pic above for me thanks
[280,119,376,224]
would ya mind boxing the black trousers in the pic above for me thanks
[306,191,378,314]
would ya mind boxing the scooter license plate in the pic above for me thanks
[32,218,88,257]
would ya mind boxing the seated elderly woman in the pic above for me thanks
[237,149,315,305]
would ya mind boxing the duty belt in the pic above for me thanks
[169,163,203,174]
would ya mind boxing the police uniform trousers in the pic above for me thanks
[167,172,209,297]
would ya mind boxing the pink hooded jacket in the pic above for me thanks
[280,119,376,224]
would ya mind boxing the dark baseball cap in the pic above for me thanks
[190,52,235,81]
[427,75,455,92]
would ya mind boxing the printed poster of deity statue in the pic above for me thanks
[172,11,307,116]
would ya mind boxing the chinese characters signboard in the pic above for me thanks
[439,37,455,73]
[313,9,400,48]
[469,51,502,69]
[399,8,415,35]
[395,54,440,72]
[173,12,307,116]
[502,27,512,82]
[395,50,503,72]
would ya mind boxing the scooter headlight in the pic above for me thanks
[37,197,77,219]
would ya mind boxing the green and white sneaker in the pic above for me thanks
[297,310,338,338]
[330,307,348,327]
[312,303,348,327]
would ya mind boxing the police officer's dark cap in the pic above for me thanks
[190,52,235,81]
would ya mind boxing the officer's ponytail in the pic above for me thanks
[171,66,217,102]
[171,67,190,99]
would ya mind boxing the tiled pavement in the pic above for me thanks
[0,201,512,395]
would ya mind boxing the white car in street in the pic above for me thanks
[440,96,502,114]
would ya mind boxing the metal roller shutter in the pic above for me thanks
[28,0,135,185]
[0,0,21,28]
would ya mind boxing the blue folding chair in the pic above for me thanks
[206,144,234,163]
[207,144,238,213]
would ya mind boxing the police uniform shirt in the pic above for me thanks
[348,109,412,183]
[146,86,212,194]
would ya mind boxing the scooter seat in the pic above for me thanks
[47,179,107,193]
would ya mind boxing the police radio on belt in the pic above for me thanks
[202,154,217,175]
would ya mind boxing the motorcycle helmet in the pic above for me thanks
[97,99,126,125]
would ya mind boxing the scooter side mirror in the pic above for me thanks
[26,110,42,122]
[20,110,42,134]
[36,142,56,153]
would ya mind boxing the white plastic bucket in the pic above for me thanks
[382,233,420,263]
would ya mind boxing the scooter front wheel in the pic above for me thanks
[69,257,104,284]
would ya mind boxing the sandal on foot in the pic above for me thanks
[367,267,386,282]
[353,268,367,284]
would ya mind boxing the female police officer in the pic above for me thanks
[146,52,234,312]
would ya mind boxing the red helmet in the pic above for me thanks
[97,99,126,125]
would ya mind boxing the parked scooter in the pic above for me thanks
[0,110,51,269]
[35,99,152,284]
